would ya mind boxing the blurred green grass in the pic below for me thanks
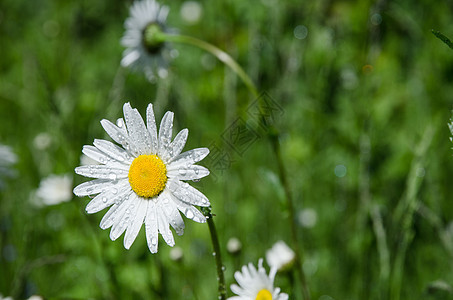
[2,0,453,299]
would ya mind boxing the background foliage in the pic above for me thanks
[1,0,453,299]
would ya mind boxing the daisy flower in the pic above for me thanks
[73,102,210,253]
[229,259,288,300]
[121,0,172,81]
[34,174,73,206]
[265,241,295,272]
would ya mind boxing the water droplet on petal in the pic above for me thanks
[186,210,194,219]
[109,173,117,180]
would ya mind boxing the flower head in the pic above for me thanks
[73,102,210,253]
[228,259,288,300]
[265,241,295,272]
[121,0,172,81]
[34,174,73,206]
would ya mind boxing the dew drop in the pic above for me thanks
[186,210,194,219]
[111,188,118,195]
[109,173,117,180]
[102,197,108,203]
[151,237,157,245]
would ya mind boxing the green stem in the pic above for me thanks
[168,32,311,299]
[163,34,259,98]
[201,206,227,300]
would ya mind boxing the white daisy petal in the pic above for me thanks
[100,192,133,230]
[146,103,159,153]
[82,145,111,165]
[160,192,184,235]
[167,165,210,181]
[93,139,132,164]
[167,180,210,207]
[158,111,174,160]
[168,128,188,160]
[121,49,141,67]
[73,179,113,197]
[157,5,169,23]
[100,119,137,156]
[145,201,159,253]
[123,103,152,155]
[109,194,140,241]
[85,181,130,214]
[75,165,129,180]
[74,102,210,253]
[156,202,175,246]
[168,148,210,166]
[173,199,206,223]
[124,197,148,249]
[230,284,245,296]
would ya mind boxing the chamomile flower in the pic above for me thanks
[35,174,73,206]
[229,259,288,300]
[265,241,295,272]
[73,102,210,253]
[121,0,172,81]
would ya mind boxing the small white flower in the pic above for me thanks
[169,246,183,261]
[35,174,73,206]
[73,102,210,253]
[33,132,52,150]
[121,0,172,81]
[298,208,317,228]
[227,237,242,254]
[228,258,288,300]
[265,241,295,272]
[180,1,203,24]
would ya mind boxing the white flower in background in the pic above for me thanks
[0,144,17,189]
[121,0,172,81]
[169,246,183,261]
[33,132,52,150]
[298,208,317,228]
[228,258,288,300]
[227,237,242,254]
[265,240,295,272]
[180,1,203,24]
[35,174,73,206]
[73,102,210,253]
[27,296,43,300]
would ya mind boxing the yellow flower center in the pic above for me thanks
[256,289,273,300]
[128,155,167,198]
